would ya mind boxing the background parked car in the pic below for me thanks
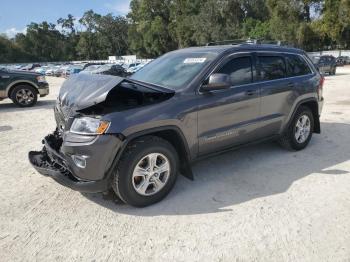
[126,63,146,74]
[21,63,41,71]
[312,55,337,75]
[82,62,105,70]
[0,67,49,107]
[91,64,130,77]
[123,62,140,71]
[337,56,350,65]
[80,64,130,77]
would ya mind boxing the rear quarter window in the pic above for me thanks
[286,54,312,77]
[258,56,286,81]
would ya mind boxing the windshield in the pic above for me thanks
[130,51,219,90]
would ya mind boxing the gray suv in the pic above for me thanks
[312,55,337,75]
[29,44,324,207]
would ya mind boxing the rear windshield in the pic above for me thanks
[130,51,219,90]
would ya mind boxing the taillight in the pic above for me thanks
[317,76,324,99]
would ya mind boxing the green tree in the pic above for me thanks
[96,14,129,57]
[318,0,350,49]
[76,10,101,59]
[14,22,65,61]
[169,0,202,48]
[190,0,245,45]
[128,0,177,57]
[0,35,33,63]
[57,14,79,60]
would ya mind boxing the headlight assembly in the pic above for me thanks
[70,117,110,135]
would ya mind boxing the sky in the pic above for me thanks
[0,0,131,37]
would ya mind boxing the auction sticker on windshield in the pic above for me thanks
[183,58,207,64]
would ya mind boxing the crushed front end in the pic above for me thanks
[28,73,173,193]
[28,128,122,193]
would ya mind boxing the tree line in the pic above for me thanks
[1,0,350,63]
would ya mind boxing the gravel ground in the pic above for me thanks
[1,68,350,262]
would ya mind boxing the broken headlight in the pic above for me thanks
[70,117,110,135]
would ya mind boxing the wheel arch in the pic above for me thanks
[7,80,39,98]
[111,126,194,180]
[289,98,321,134]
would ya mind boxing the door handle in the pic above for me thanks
[245,90,257,96]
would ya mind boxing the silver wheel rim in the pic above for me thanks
[16,89,34,105]
[132,153,170,196]
[295,115,311,144]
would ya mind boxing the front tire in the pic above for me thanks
[11,85,38,107]
[112,136,179,207]
[278,106,314,151]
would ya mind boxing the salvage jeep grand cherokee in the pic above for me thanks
[29,43,324,207]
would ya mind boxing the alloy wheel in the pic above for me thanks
[132,153,170,196]
[15,89,35,105]
[295,115,311,144]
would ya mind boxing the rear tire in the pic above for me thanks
[278,106,314,151]
[112,136,179,207]
[11,85,37,107]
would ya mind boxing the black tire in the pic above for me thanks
[112,136,179,207]
[278,106,314,151]
[11,84,38,107]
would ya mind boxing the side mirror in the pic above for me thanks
[201,73,231,92]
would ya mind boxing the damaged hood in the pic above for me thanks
[58,73,124,111]
[58,74,174,112]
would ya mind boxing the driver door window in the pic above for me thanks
[217,56,253,86]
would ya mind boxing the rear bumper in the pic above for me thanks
[29,132,122,193]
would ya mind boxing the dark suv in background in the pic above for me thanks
[29,43,324,207]
[0,67,49,107]
[312,55,337,75]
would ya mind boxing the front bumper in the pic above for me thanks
[29,131,122,193]
[37,82,49,97]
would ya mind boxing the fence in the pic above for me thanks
[0,58,153,67]
[307,50,350,57]
[3,50,350,67]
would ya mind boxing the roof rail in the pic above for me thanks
[206,39,289,47]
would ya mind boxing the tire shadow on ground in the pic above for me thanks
[82,122,350,216]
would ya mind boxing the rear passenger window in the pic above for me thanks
[286,54,311,76]
[218,56,252,86]
[258,56,286,81]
